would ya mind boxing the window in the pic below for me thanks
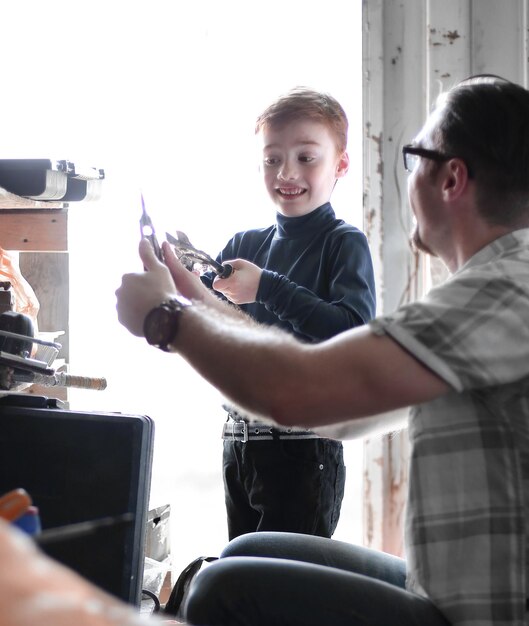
[2,0,364,570]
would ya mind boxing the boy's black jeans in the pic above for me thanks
[222,436,345,540]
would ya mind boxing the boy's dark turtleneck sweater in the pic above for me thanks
[201,202,376,342]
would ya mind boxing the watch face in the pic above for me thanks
[144,305,178,350]
[144,297,190,351]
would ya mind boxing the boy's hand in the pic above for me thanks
[212,259,262,304]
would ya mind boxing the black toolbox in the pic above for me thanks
[0,394,154,606]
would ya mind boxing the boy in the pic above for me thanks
[200,87,376,540]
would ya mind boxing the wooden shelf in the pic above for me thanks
[0,185,68,252]
[0,209,68,252]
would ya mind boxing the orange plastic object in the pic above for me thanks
[0,488,32,522]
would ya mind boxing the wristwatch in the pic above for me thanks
[143,296,191,351]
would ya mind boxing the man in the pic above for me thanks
[116,75,529,626]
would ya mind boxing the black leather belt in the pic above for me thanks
[222,420,320,442]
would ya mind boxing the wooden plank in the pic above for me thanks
[471,0,526,81]
[0,210,68,251]
[362,0,529,559]
[363,0,428,556]
[426,0,471,99]
[25,383,68,404]
[363,0,428,315]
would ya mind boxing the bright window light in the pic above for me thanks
[1,0,364,569]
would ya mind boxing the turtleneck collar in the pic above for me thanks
[275,202,336,239]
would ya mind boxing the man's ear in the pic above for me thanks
[336,151,350,178]
[442,158,469,201]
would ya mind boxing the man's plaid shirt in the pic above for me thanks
[370,229,529,625]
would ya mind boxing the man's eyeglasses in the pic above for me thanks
[402,144,474,177]
[402,145,454,173]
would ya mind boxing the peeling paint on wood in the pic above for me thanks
[429,26,463,48]
[363,467,374,546]
[444,29,460,43]
[371,132,383,178]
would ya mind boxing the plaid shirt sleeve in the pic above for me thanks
[370,270,529,391]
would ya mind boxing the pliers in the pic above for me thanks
[140,194,164,262]
[140,197,233,278]
[165,231,233,278]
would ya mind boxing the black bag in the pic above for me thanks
[164,555,218,617]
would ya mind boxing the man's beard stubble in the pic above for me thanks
[410,222,437,257]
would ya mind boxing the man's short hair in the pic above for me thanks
[436,75,529,225]
[255,87,348,154]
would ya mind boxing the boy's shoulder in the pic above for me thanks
[332,219,363,234]
[219,224,276,256]
[230,224,276,243]
[324,218,368,241]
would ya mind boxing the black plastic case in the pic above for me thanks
[0,159,104,201]
[0,395,154,606]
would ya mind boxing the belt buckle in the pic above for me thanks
[241,421,248,443]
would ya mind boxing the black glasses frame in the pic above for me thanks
[402,145,455,172]
[402,144,474,177]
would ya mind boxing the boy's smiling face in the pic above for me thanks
[259,119,349,217]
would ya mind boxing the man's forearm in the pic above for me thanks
[313,408,408,441]
[117,239,449,432]
[168,302,449,432]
